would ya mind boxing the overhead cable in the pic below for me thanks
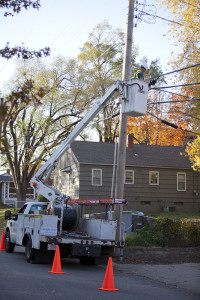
[150,89,190,98]
[150,82,200,90]
[148,98,200,105]
[162,110,200,121]
[139,10,183,26]
[148,112,200,136]
[147,63,200,81]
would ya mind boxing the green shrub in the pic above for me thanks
[37,194,48,202]
[125,217,200,247]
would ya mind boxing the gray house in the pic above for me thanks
[0,171,36,208]
[52,141,200,213]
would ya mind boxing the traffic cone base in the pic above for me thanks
[48,270,65,274]
[98,287,119,291]
[0,231,6,251]
[98,257,118,291]
[48,246,65,274]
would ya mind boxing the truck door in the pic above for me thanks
[10,204,28,243]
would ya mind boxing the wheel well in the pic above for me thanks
[22,233,31,247]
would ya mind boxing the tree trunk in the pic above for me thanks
[16,182,27,202]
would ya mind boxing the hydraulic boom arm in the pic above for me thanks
[30,81,121,202]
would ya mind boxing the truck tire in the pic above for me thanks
[5,230,15,253]
[80,257,95,265]
[25,236,36,264]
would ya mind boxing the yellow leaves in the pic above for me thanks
[156,0,200,58]
[186,136,200,170]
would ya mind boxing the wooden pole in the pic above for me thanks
[114,0,135,243]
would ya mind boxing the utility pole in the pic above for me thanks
[114,0,135,242]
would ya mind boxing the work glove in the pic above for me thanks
[148,79,157,87]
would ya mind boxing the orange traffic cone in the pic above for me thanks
[98,257,118,291]
[48,246,65,274]
[0,231,6,251]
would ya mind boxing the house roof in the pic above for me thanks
[70,141,192,169]
[0,173,13,183]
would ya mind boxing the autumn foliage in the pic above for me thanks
[127,92,193,146]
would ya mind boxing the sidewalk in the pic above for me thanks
[113,262,200,295]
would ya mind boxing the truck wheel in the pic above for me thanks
[5,230,15,253]
[80,257,95,265]
[25,236,36,264]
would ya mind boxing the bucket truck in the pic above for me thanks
[4,79,148,264]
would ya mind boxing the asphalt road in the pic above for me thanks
[0,246,199,300]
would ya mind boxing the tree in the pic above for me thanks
[157,0,200,129]
[78,21,126,142]
[0,0,41,16]
[158,0,200,79]
[78,21,165,142]
[0,57,88,201]
[186,136,200,171]
[127,91,193,146]
[0,0,50,59]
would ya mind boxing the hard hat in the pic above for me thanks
[141,62,148,70]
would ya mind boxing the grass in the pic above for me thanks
[147,211,200,221]
[0,203,17,234]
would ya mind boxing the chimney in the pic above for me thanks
[128,133,134,150]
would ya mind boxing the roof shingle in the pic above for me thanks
[70,141,191,169]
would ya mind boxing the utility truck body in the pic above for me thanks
[5,200,124,264]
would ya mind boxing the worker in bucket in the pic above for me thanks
[134,62,148,80]
[134,62,157,88]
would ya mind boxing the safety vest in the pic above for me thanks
[134,70,142,79]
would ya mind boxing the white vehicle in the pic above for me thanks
[5,79,148,264]
[5,200,124,264]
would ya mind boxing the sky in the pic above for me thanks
[0,0,179,93]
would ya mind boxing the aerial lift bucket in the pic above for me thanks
[121,79,148,117]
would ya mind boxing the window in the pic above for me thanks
[71,170,75,185]
[125,170,134,184]
[18,204,28,214]
[29,204,47,214]
[92,169,102,186]
[149,171,159,185]
[177,173,186,191]
[174,202,184,206]
[141,201,151,206]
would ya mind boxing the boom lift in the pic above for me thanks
[5,79,148,264]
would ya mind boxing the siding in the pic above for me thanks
[78,164,199,213]
[79,164,113,198]
[52,143,200,213]
[53,148,80,199]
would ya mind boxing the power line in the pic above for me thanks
[148,98,200,105]
[151,82,200,90]
[161,110,200,122]
[147,63,200,81]
[139,10,183,26]
[150,89,190,99]
[148,112,200,136]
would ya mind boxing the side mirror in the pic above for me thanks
[12,214,18,221]
[5,210,12,220]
